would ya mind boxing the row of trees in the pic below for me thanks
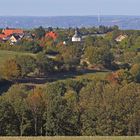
[0,79,140,136]
[0,54,54,81]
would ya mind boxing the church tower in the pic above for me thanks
[72,28,82,42]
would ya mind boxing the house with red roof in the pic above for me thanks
[0,34,7,40]
[45,31,58,40]
[2,28,24,36]
[0,28,24,43]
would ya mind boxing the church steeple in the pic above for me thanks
[72,28,82,42]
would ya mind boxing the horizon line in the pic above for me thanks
[0,15,140,17]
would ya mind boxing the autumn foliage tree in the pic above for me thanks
[130,64,140,82]
[26,87,45,136]
[0,59,21,81]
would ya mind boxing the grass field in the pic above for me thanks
[0,50,35,63]
[75,71,109,80]
[48,70,109,82]
[0,136,140,140]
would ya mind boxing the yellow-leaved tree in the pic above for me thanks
[0,59,21,81]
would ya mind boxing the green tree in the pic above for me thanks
[0,96,18,136]
[34,26,46,39]
[16,55,37,77]
[0,59,21,81]
[130,64,140,82]
[58,45,82,70]
[36,52,55,75]
[16,39,42,53]
[4,84,31,136]
[26,87,45,136]
[84,46,114,68]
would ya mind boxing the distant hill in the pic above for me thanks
[0,16,140,29]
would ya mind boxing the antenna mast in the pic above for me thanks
[98,12,101,24]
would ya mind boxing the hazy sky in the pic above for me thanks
[0,0,140,16]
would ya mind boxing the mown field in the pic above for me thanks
[0,136,140,140]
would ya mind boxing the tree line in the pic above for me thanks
[0,79,140,136]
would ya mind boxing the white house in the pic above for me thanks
[9,34,21,45]
[72,29,82,42]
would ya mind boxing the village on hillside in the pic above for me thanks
[0,26,127,45]
[0,27,84,45]
[0,25,140,83]
[0,26,138,72]
[0,26,130,70]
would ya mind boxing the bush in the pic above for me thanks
[130,64,140,83]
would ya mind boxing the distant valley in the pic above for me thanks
[0,16,140,29]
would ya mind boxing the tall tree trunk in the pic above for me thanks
[34,116,38,136]
[20,117,24,136]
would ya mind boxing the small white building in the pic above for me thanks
[72,29,82,42]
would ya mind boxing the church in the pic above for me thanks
[72,29,82,42]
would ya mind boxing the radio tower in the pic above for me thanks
[98,13,101,25]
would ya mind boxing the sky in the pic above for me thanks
[0,0,140,16]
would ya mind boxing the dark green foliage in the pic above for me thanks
[0,79,140,136]
[16,55,37,77]
[0,40,42,53]
[84,46,114,67]
[36,52,55,75]
[130,64,140,82]
[34,26,46,39]
[16,40,42,53]
[57,45,82,71]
